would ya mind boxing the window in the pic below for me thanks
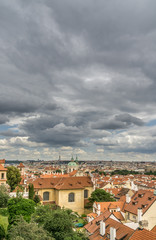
[68,193,75,202]
[1,173,4,179]
[84,189,88,199]
[43,192,49,201]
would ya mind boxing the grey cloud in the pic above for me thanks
[0,0,156,157]
[92,114,144,130]
[0,115,9,124]
[115,114,144,126]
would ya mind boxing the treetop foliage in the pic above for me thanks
[88,188,115,204]
[7,197,35,225]
[7,166,21,191]
[8,216,53,240]
[0,185,10,208]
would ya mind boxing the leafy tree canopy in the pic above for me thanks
[33,195,40,204]
[111,169,139,175]
[7,166,21,191]
[32,205,55,225]
[7,197,35,225]
[44,209,87,240]
[88,189,115,204]
[0,185,10,208]
[32,206,88,240]
[8,216,53,240]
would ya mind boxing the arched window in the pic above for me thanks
[43,192,49,201]
[68,192,75,202]
[84,189,88,199]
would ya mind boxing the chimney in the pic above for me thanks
[97,203,101,216]
[110,227,116,240]
[137,208,142,222]
[116,206,120,212]
[100,221,105,236]
[126,194,131,203]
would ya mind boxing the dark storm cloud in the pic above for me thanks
[0,0,156,156]
[92,114,144,130]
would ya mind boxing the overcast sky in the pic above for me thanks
[0,0,156,161]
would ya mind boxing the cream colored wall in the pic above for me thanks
[143,201,156,230]
[56,189,84,214]
[125,211,137,222]
[102,183,112,189]
[38,188,56,202]
[37,186,93,214]
[125,201,156,230]
[84,187,93,198]
[0,171,7,185]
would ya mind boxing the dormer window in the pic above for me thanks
[148,197,153,201]
[138,194,144,198]
[142,204,147,208]
[132,201,138,205]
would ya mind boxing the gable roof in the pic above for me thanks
[116,188,131,199]
[32,176,93,190]
[129,228,156,240]
[84,211,111,234]
[86,217,134,240]
[17,162,25,168]
[124,189,156,215]
[95,201,125,212]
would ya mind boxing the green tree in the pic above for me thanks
[0,224,5,240]
[44,209,87,240]
[33,195,40,204]
[88,189,115,205]
[8,216,53,240]
[32,205,58,225]
[28,184,35,200]
[32,206,88,240]
[0,185,10,208]
[7,166,21,191]
[7,197,35,225]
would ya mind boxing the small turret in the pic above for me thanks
[71,155,74,161]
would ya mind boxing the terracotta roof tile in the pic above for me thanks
[17,162,25,168]
[129,229,156,240]
[86,217,134,240]
[32,176,93,190]
[124,189,156,215]
[0,164,7,171]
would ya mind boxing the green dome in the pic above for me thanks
[68,161,78,166]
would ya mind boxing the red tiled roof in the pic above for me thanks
[86,217,134,240]
[129,229,156,240]
[95,201,125,212]
[124,189,156,215]
[32,176,93,190]
[0,159,5,164]
[84,211,111,234]
[17,162,25,168]
[151,225,156,233]
[113,211,125,221]
[0,164,7,171]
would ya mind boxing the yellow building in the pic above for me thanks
[32,176,93,214]
[0,159,7,185]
